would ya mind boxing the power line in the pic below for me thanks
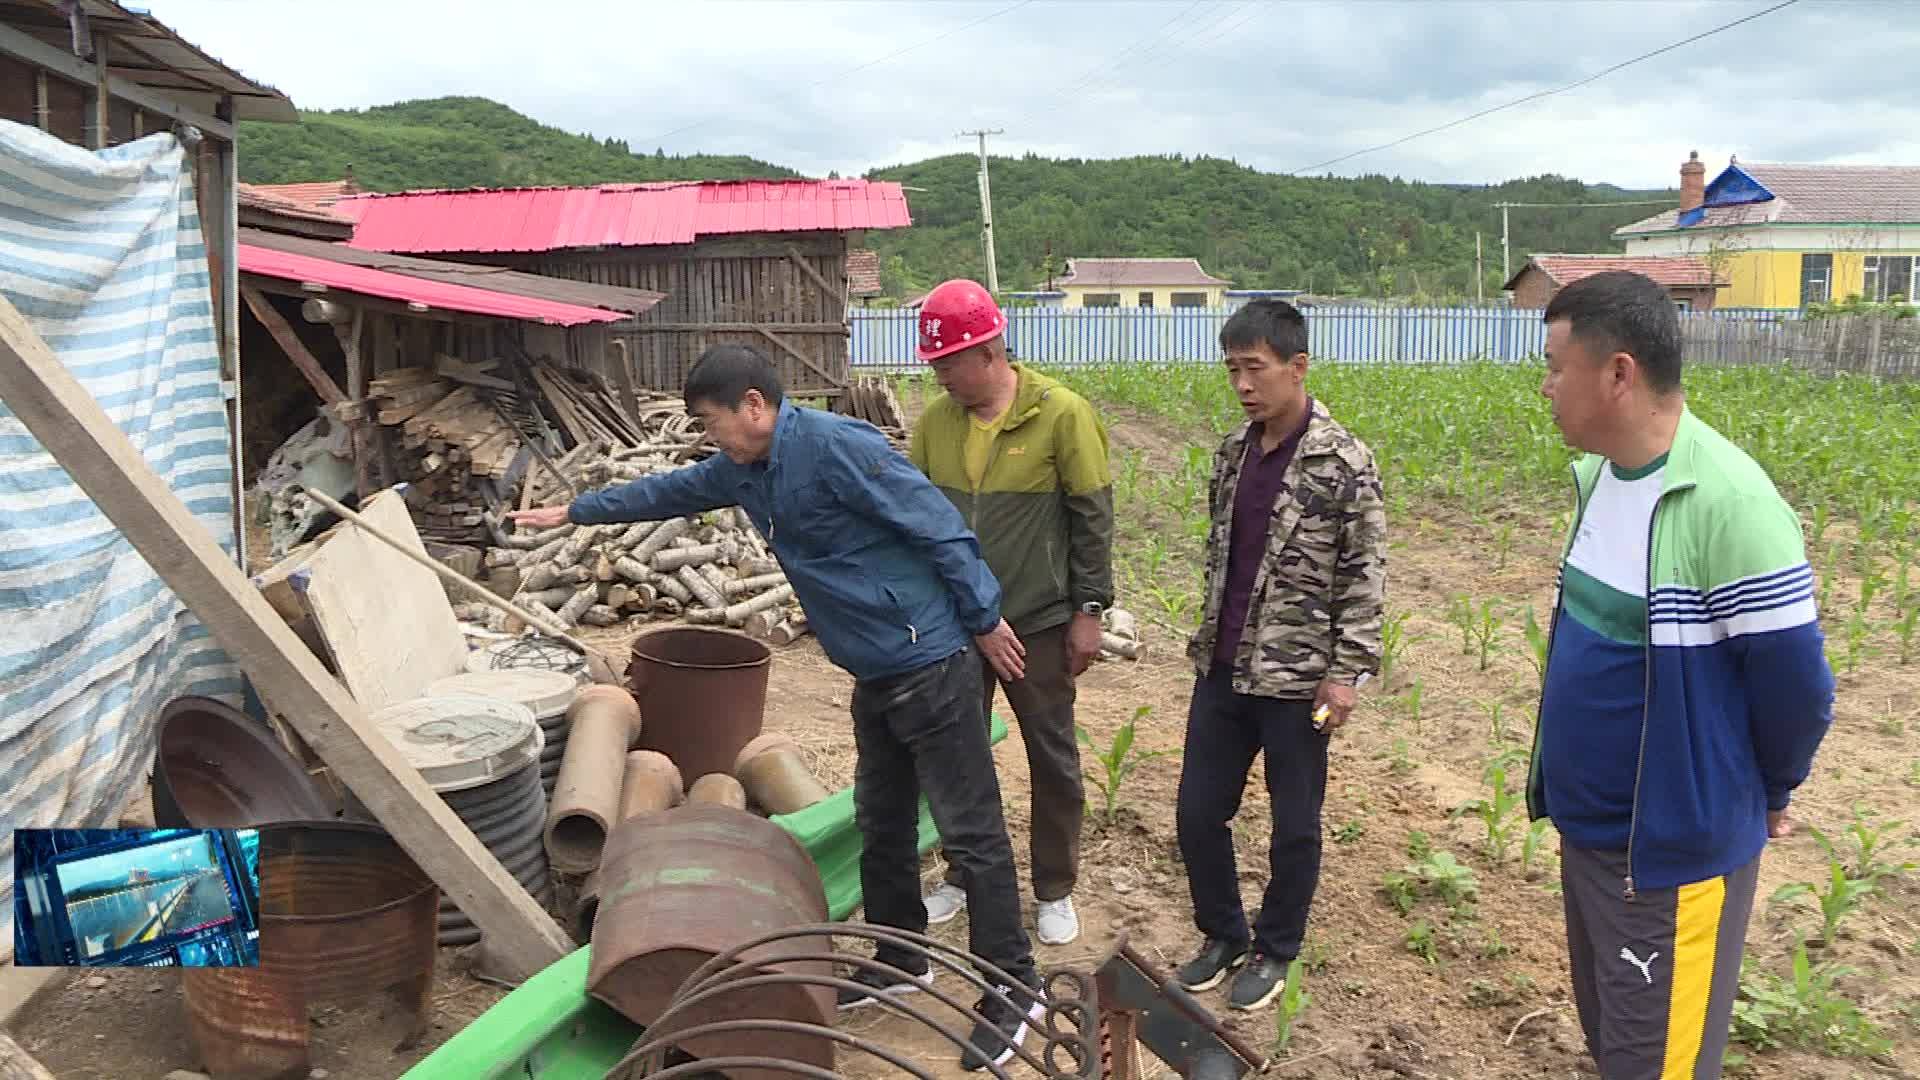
[1000,0,1206,132]
[638,0,1037,146]
[1494,198,1676,209]
[1285,0,1801,176]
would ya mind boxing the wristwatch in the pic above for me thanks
[1079,601,1105,618]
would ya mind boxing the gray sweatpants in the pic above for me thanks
[1561,845,1759,1080]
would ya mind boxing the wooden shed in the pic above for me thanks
[0,0,296,553]
[331,180,914,399]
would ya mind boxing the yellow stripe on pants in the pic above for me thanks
[1662,874,1727,1078]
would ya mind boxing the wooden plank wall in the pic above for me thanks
[516,233,852,398]
[1680,312,1920,379]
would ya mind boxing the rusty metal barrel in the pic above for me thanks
[182,822,437,1080]
[151,696,341,828]
[586,803,832,1079]
[625,626,769,783]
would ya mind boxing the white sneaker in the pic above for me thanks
[1035,896,1079,945]
[924,882,967,924]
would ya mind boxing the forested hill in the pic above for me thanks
[238,97,1672,301]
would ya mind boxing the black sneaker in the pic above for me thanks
[959,984,1044,1071]
[1175,938,1249,992]
[1227,953,1285,1011]
[835,963,933,1011]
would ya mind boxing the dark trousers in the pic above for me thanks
[852,644,1038,990]
[940,623,1084,901]
[1562,845,1758,1079]
[1175,665,1329,962]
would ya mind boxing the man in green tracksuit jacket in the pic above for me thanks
[907,279,1116,947]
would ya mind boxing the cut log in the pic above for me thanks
[769,612,811,645]
[653,596,683,618]
[612,555,653,584]
[685,608,727,625]
[1101,632,1141,660]
[580,605,622,627]
[723,571,787,599]
[744,607,784,639]
[555,585,598,628]
[676,565,725,611]
[553,525,603,569]
[741,557,781,577]
[632,517,687,561]
[654,574,693,604]
[652,541,737,573]
[725,583,795,627]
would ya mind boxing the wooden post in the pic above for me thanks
[240,287,346,404]
[89,35,109,149]
[0,1029,57,1080]
[335,307,371,499]
[0,297,573,980]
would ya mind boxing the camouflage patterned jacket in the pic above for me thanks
[1186,400,1388,698]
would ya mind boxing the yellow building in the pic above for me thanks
[1052,258,1230,309]
[1616,152,1920,309]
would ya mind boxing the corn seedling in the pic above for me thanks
[1523,605,1551,688]
[1377,737,1415,775]
[1481,700,1509,744]
[1521,818,1557,880]
[1451,749,1527,864]
[1479,926,1511,959]
[1466,599,1507,670]
[1769,849,1875,947]
[1896,601,1918,665]
[1404,920,1439,965]
[1730,943,1890,1058]
[1399,679,1424,734]
[1270,958,1311,1055]
[1833,804,1917,887]
[1809,502,1831,551]
[1377,609,1416,689]
[1495,523,1516,571]
[1076,706,1179,825]
[1332,819,1366,844]
[1817,544,1841,616]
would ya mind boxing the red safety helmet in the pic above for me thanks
[917,279,1005,362]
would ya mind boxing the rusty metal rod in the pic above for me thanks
[624,1019,939,1080]
[632,1060,838,1080]
[619,968,1020,1080]
[648,934,1063,1080]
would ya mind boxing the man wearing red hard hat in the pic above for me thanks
[908,279,1115,950]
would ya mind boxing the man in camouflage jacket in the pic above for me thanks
[1173,299,1387,1012]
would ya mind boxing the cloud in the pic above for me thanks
[143,0,1920,187]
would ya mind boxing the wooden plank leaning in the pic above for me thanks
[0,296,573,981]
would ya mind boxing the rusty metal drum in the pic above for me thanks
[586,803,832,1079]
[625,626,769,782]
[181,822,438,1080]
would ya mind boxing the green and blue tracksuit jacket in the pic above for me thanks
[1526,407,1836,897]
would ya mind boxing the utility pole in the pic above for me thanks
[959,129,1003,294]
[1495,202,1513,285]
[1475,232,1484,303]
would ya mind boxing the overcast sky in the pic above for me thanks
[142,0,1920,188]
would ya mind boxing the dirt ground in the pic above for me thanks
[16,408,1920,1079]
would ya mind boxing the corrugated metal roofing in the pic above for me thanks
[1055,257,1231,288]
[237,227,664,315]
[1618,161,1920,236]
[1518,254,1721,289]
[249,180,360,209]
[335,180,913,255]
[237,243,634,327]
[16,0,297,122]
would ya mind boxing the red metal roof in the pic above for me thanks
[335,180,913,255]
[1519,254,1722,289]
[237,243,632,326]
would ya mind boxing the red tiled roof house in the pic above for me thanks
[1503,254,1726,311]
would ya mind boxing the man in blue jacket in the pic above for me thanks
[510,344,1042,1071]
[1531,271,1835,1079]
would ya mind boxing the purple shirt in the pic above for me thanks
[1213,399,1313,668]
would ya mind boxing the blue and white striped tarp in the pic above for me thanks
[1,122,242,962]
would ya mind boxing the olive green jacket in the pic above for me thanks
[909,364,1115,636]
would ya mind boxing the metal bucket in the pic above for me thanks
[152,696,341,828]
[182,822,438,1080]
[625,627,769,783]
[586,804,831,1080]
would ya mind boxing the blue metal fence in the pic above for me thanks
[849,305,1801,371]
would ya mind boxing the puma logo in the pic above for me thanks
[1619,946,1659,985]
